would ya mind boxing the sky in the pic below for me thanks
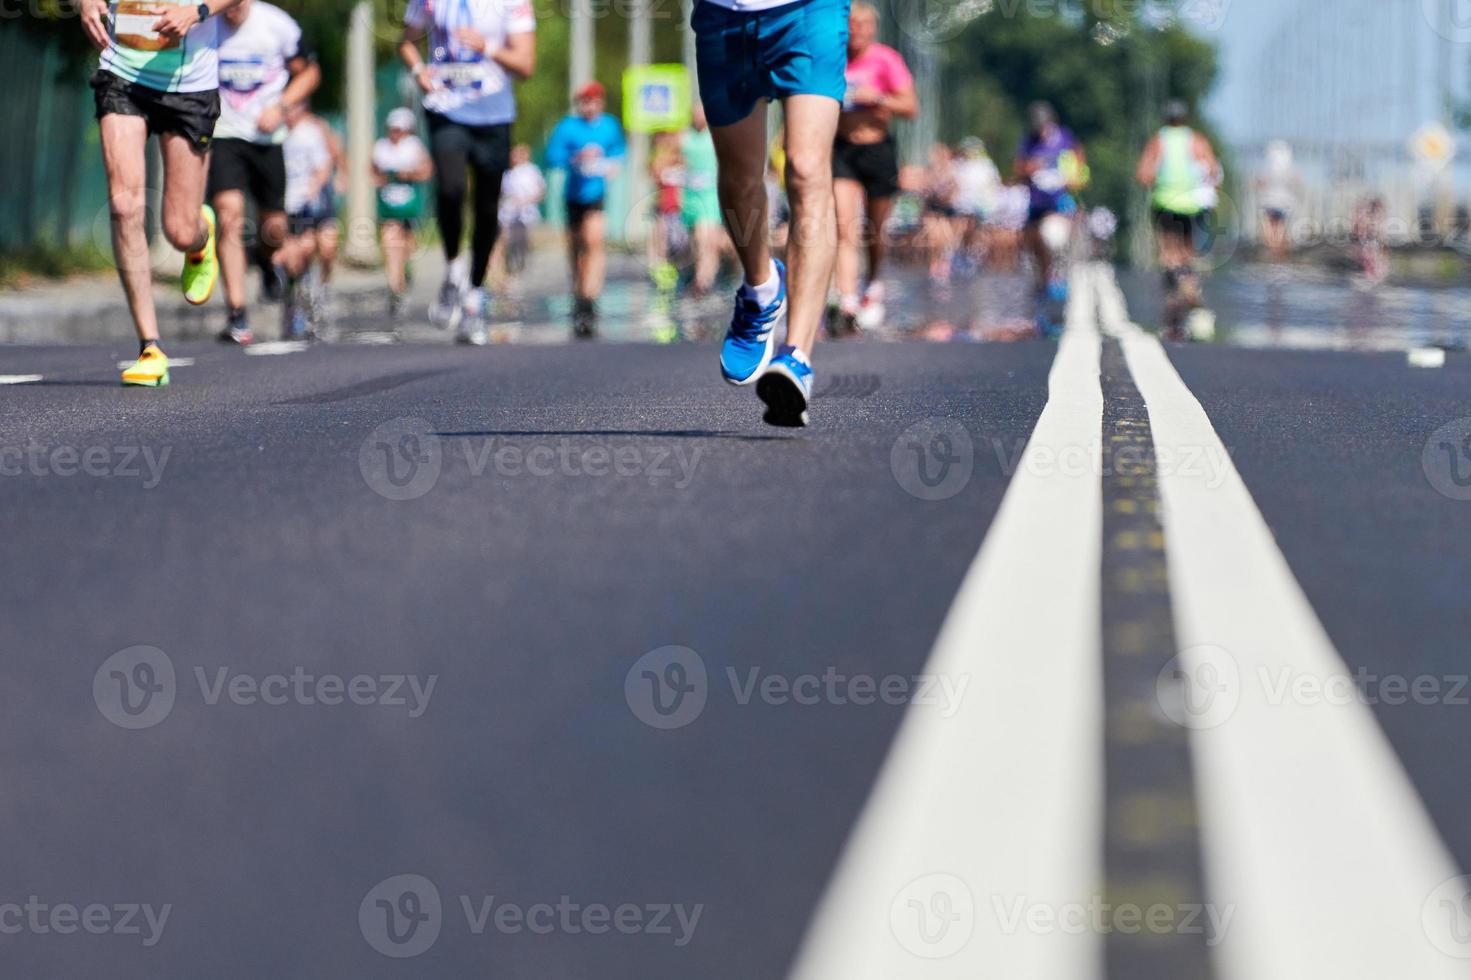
[1202,0,1467,146]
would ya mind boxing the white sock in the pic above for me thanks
[739,260,781,307]
[447,255,470,289]
[462,286,485,312]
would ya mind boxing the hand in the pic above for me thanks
[257,104,284,135]
[849,86,884,107]
[455,26,487,54]
[153,4,203,41]
[80,0,110,51]
[414,66,441,95]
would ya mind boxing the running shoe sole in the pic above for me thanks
[122,372,170,388]
[756,364,809,428]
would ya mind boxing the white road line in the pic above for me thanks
[0,375,43,384]
[115,357,195,369]
[1094,264,1471,980]
[244,341,311,356]
[788,271,1104,980]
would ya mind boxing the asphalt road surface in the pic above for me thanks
[2,264,1469,980]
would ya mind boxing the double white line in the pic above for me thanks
[789,265,1471,980]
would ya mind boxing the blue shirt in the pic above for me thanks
[545,113,626,205]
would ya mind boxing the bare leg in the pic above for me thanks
[694,223,723,294]
[833,177,865,300]
[317,221,339,283]
[381,222,408,294]
[99,115,157,344]
[214,189,249,309]
[710,101,773,286]
[579,210,607,301]
[865,193,895,282]
[779,95,841,356]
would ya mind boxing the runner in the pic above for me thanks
[649,130,687,292]
[832,1,916,332]
[920,143,960,285]
[497,143,545,280]
[1014,101,1088,334]
[953,136,1001,268]
[681,103,726,297]
[1256,140,1301,262]
[371,108,433,322]
[277,98,337,339]
[82,0,240,386]
[545,81,626,338]
[693,0,851,427]
[1136,99,1221,339]
[208,0,320,345]
[399,0,536,345]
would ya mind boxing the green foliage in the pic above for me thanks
[935,7,1221,222]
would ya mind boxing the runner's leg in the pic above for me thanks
[100,115,157,344]
[865,192,894,281]
[214,189,249,309]
[710,101,773,289]
[578,210,607,302]
[834,177,865,304]
[780,94,841,356]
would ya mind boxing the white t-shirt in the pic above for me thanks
[373,135,430,177]
[214,2,303,144]
[698,0,804,9]
[954,157,1001,216]
[499,162,546,225]
[404,0,535,127]
[99,1,219,94]
[284,118,332,214]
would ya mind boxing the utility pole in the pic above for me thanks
[345,0,377,265]
[624,0,654,245]
[570,0,595,96]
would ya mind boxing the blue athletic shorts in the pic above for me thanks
[693,0,851,128]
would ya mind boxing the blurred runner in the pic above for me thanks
[372,107,433,322]
[497,143,545,280]
[82,0,238,385]
[277,98,337,339]
[399,0,536,345]
[832,1,916,332]
[1136,99,1220,339]
[545,81,626,337]
[920,143,960,284]
[649,130,687,291]
[208,0,320,345]
[1015,102,1087,335]
[953,137,1001,268]
[1352,195,1389,287]
[1256,140,1301,262]
[694,0,851,427]
[682,104,726,296]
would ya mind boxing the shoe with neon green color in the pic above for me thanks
[121,345,170,388]
[182,204,218,306]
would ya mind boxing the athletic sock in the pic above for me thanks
[140,339,159,355]
[740,260,781,308]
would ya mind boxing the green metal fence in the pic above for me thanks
[0,31,110,255]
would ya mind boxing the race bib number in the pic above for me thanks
[113,2,181,51]
[432,62,504,94]
[381,184,415,208]
[219,59,269,92]
[1032,168,1066,194]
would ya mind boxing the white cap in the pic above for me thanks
[387,107,417,132]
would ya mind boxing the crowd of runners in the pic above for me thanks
[82,0,1227,423]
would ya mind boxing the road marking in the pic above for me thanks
[245,341,310,356]
[0,375,43,384]
[115,357,195,369]
[1094,264,1471,980]
[789,271,1104,979]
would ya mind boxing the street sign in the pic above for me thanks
[622,64,692,134]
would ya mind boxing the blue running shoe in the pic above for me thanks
[721,259,786,385]
[756,345,814,428]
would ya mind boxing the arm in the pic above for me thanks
[399,22,440,95]
[258,54,321,134]
[882,83,919,121]
[1135,136,1161,187]
[402,143,434,183]
[489,31,535,81]
[150,0,246,42]
[1195,134,1221,185]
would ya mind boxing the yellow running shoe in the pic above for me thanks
[182,204,218,306]
[121,345,170,387]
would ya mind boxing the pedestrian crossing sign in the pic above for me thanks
[623,65,692,133]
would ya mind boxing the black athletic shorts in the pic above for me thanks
[208,138,287,213]
[426,113,512,177]
[566,199,605,228]
[91,69,219,154]
[1152,207,1200,240]
[833,135,901,199]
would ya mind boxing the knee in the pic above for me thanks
[717,163,763,200]
[784,151,832,203]
[162,209,201,251]
[108,190,147,228]
[260,214,287,249]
